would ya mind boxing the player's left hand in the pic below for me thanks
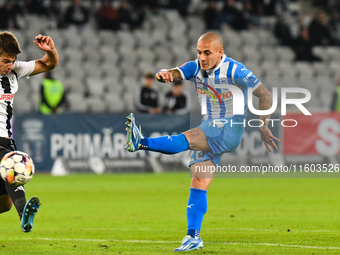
[33,34,55,52]
[259,126,280,152]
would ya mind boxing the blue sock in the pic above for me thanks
[187,188,207,238]
[139,133,189,154]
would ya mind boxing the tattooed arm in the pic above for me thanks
[253,84,280,152]
[155,68,183,83]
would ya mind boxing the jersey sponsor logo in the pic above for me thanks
[0,94,14,101]
[197,87,232,100]
[196,82,224,107]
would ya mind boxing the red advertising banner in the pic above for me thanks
[283,112,340,155]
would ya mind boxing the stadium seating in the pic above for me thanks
[66,93,88,113]
[87,96,107,113]
[10,0,339,115]
[276,47,295,62]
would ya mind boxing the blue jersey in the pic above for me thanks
[177,54,261,120]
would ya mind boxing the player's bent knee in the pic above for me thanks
[185,128,210,151]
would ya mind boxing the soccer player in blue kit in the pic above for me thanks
[125,32,280,251]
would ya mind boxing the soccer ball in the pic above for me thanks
[0,151,35,186]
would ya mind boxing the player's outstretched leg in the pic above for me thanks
[21,196,40,233]
[125,113,189,154]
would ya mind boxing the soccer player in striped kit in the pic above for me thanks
[0,31,59,232]
[125,32,279,251]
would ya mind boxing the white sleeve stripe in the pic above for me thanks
[175,67,185,80]
[252,81,262,91]
[231,64,237,84]
[194,59,199,77]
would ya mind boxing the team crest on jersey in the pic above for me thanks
[9,77,15,84]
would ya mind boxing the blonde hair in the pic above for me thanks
[0,31,22,57]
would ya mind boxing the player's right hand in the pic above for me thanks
[156,70,173,83]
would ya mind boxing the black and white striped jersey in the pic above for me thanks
[0,60,35,137]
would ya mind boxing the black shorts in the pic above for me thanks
[0,138,17,196]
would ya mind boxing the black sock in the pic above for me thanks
[5,183,26,218]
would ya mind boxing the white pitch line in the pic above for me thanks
[206,228,340,233]
[35,227,340,233]
[223,242,340,250]
[14,238,340,250]
[19,238,178,244]
[35,227,153,231]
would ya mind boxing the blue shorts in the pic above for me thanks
[189,116,245,167]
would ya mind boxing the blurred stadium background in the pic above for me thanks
[1,0,340,173]
[2,1,340,254]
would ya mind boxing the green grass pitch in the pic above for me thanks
[0,172,340,254]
